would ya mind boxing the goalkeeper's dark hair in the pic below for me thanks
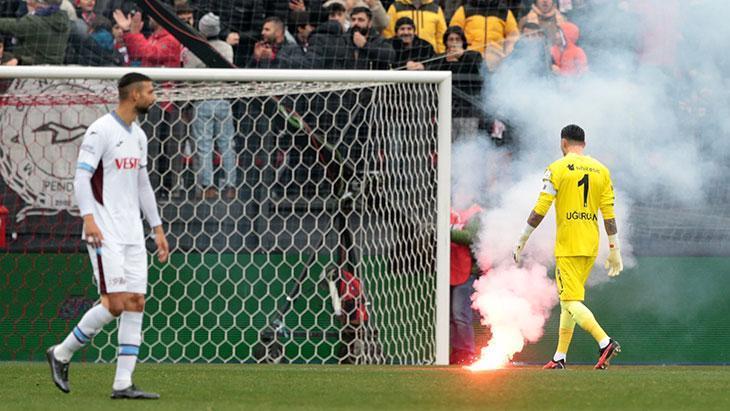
[561,124,585,142]
[118,72,152,100]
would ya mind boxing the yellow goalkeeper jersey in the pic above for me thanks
[533,153,616,257]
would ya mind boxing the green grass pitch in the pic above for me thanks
[2,363,729,410]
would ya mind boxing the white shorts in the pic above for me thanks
[87,242,148,295]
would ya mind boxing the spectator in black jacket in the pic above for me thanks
[308,6,348,69]
[390,16,434,70]
[247,16,289,68]
[278,10,317,68]
[429,26,485,140]
[342,6,394,70]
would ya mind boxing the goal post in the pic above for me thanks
[0,66,451,365]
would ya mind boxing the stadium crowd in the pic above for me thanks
[0,1,671,147]
[3,0,674,145]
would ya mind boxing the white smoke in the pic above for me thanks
[467,262,557,370]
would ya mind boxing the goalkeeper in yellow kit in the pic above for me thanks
[513,124,623,370]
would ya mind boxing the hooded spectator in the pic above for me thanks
[550,21,587,76]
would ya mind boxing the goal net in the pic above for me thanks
[0,67,451,365]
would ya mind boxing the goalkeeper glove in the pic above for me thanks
[513,225,535,265]
[604,234,623,277]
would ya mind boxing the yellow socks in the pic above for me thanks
[553,303,576,361]
[562,300,609,344]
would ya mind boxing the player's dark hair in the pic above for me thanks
[118,72,152,100]
[561,124,585,142]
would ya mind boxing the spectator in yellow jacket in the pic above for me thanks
[382,0,447,54]
[450,0,520,71]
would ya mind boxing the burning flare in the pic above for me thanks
[466,263,558,371]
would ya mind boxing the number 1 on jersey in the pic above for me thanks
[577,174,589,207]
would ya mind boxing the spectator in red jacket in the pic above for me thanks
[550,21,587,76]
[112,8,182,68]
[449,204,483,365]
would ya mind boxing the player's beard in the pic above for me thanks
[135,102,152,115]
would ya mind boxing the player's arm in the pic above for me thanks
[513,170,556,264]
[75,130,105,248]
[601,173,622,277]
[138,164,168,263]
[604,218,617,236]
[75,170,104,248]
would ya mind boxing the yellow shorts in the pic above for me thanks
[555,256,596,301]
